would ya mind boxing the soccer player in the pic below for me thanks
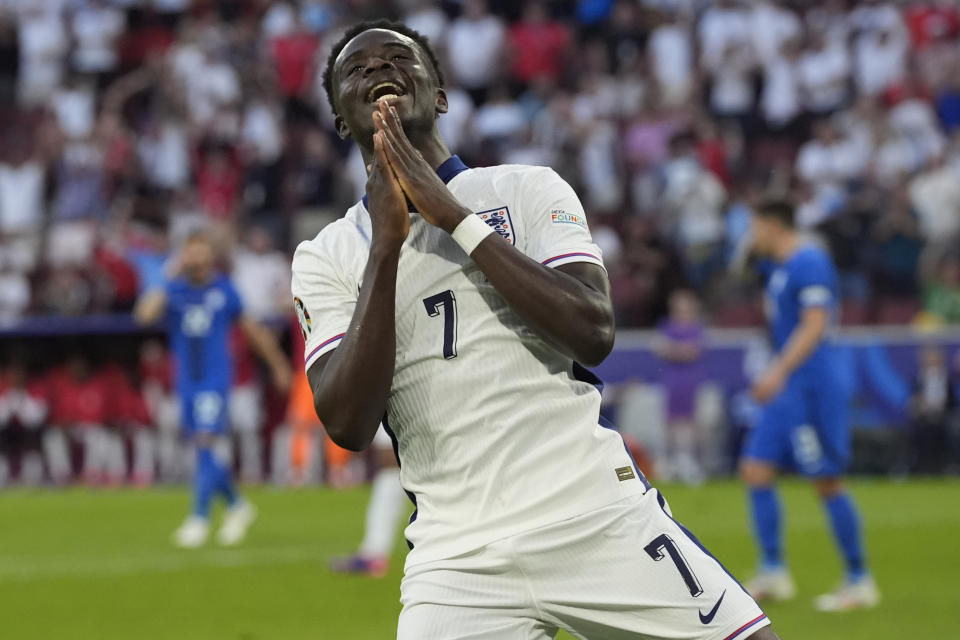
[135,230,291,548]
[292,21,778,639]
[741,199,879,610]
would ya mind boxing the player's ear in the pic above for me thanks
[335,114,352,140]
[435,88,448,115]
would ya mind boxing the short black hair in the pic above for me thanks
[755,199,795,228]
[322,20,445,117]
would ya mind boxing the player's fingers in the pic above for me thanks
[373,131,388,166]
[388,107,419,162]
[378,102,415,161]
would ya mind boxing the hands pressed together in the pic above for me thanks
[365,101,468,247]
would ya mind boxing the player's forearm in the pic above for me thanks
[310,245,401,451]
[469,237,615,366]
[240,319,289,377]
[133,290,167,326]
[772,314,827,378]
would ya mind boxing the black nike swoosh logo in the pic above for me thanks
[699,590,726,624]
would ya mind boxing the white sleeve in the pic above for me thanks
[291,235,359,372]
[518,168,605,270]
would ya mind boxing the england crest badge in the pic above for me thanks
[476,206,515,245]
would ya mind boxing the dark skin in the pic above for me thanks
[312,30,780,640]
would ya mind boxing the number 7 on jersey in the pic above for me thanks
[422,290,459,359]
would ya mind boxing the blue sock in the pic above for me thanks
[211,448,238,507]
[823,492,866,581]
[191,448,217,518]
[749,486,783,569]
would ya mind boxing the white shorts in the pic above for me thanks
[399,489,770,640]
[373,425,393,450]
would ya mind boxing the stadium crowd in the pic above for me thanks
[1,0,959,485]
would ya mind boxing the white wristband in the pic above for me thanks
[451,214,494,255]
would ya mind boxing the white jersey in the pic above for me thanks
[291,157,648,567]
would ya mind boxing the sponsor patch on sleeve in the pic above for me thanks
[294,296,312,340]
[551,209,588,229]
[616,466,636,482]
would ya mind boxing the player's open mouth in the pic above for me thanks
[366,81,407,103]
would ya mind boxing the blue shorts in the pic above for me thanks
[743,376,851,477]
[181,389,229,436]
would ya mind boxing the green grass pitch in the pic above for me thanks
[1,479,956,639]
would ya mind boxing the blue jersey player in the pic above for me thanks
[135,230,291,548]
[741,200,879,611]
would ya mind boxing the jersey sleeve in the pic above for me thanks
[223,279,244,320]
[290,234,359,372]
[517,168,605,270]
[792,251,835,309]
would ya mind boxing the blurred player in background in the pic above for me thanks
[293,22,777,639]
[329,426,409,578]
[135,230,291,548]
[742,199,878,611]
[654,289,708,485]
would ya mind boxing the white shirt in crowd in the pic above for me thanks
[0,161,45,233]
[762,55,801,126]
[403,3,448,46]
[648,22,692,104]
[233,247,292,321]
[854,31,907,95]
[798,39,851,113]
[749,1,801,63]
[699,5,754,115]
[292,160,647,567]
[909,159,960,240]
[445,13,505,90]
[796,136,868,188]
[437,87,475,154]
[16,3,68,105]
[51,84,96,140]
[70,3,125,74]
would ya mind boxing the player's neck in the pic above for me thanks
[772,232,800,262]
[187,272,213,287]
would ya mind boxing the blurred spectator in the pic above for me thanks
[45,355,121,485]
[446,0,505,105]
[908,346,958,473]
[15,2,68,106]
[922,251,960,325]
[661,131,726,287]
[138,340,183,483]
[647,9,693,107]
[0,0,956,335]
[853,15,908,96]
[402,0,448,45]
[867,187,924,298]
[507,1,572,87]
[69,0,125,82]
[699,0,755,125]
[232,227,291,321]
[798,31,851,118]
[909,152,960,241]
[229,328,265,483]
[653,289,707,484]
[0,130,45,276]
[0,359,47,485]
[795,119,866,224]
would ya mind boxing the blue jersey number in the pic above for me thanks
[423,290,458,359]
